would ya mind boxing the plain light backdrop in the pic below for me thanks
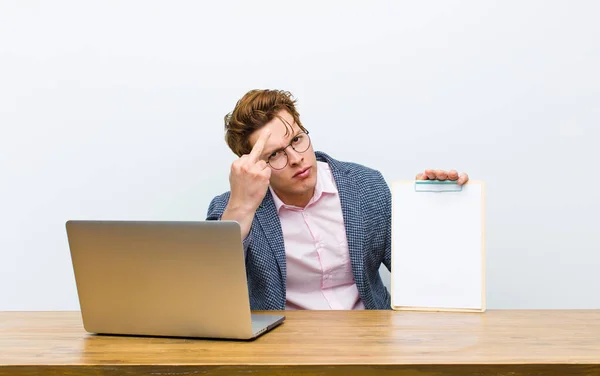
[1,1,598,310]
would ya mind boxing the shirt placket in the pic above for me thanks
[307,213,344,309]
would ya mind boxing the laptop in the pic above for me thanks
[65,220,285,340]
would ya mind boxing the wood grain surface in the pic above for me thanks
[1,310,599,375]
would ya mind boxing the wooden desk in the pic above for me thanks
[1,310,599,375]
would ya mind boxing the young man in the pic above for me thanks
[206,89,469,310]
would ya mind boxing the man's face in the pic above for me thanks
[248,110,317,207]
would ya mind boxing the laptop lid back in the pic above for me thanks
[66,220,255,339]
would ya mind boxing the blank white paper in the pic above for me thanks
[391,181,485,310]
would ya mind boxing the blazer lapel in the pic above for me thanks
[329,164,366,297]
[256,190,287,285]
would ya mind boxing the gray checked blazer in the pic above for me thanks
[206,151,392,310]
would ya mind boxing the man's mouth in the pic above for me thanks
[293,167,311,179]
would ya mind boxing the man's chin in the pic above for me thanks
[299,177,317,195]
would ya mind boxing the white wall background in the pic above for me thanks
[1,1,598,310]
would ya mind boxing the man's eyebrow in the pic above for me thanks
[263,143,283,157]
[263,130,302,157]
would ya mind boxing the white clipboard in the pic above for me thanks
[391,180,486,312]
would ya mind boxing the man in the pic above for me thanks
[206,89,468,310]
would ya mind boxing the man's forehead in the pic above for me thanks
[248,111,300,153]
[265,120,299,146]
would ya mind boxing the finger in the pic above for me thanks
[254,160,268,171]
[232,155,248,172]
[425,169,436,180]
[415,172,426,180]
[248,130,271,162]
[457,172,469,185]
[435,169,448,181]
[261,166,272,180]
[448,169,459,181]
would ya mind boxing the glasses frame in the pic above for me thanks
[266,130,311,170]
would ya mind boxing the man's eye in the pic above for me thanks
[292,136,300,143]
[269,152,278,158]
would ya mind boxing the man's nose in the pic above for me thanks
[287,147,303,166]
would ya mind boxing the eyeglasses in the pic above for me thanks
[266,131,311,170]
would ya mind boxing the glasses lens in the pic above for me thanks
[268,152,287,170]
[267,133,311,170]
[293,133,311,153]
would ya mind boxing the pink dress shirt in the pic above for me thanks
[269,161,365,310]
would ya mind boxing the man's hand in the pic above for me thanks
[221,130,272,239]
[416,169,469,185]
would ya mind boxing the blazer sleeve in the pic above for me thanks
[206,193,252,256]
[379,173,393,272]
